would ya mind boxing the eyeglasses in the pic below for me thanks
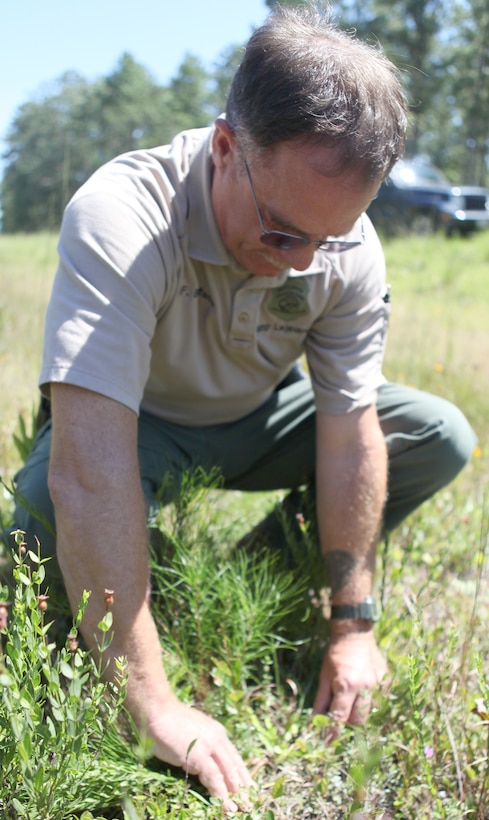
[240,149,366,254]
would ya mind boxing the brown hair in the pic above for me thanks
[226,4,408,181]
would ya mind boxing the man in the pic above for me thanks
[13,4,476,811]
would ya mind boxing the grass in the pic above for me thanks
[0,228,489,818]
[382,232,489,443]
[0,233,57,488]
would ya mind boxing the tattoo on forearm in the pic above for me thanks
[323,551,357,595]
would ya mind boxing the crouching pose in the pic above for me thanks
[12,4,476,811]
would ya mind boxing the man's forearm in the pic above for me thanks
[53,486,253,806]
[315,406,388,610]
[48,384,175,721]
[312,407,389,722]
[319,458,384,604]
[53,481,176,721]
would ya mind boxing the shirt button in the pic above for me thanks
[238,312,250,322]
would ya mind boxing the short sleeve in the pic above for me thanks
[305,217,390,414]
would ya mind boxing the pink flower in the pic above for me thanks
[0,602,11,630]
[424,745,434,759]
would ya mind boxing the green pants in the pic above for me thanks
[10,381,477,567]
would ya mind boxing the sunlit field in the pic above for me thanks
[1,228,489,819]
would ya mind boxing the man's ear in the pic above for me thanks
[212,118,237,168]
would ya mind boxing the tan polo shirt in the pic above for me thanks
[40,125,390,425]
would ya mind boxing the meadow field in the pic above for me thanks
[0,229,488,818]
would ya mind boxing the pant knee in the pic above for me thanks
[431,400,477,483]
[382,386,477,531]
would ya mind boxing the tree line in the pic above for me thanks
[1,49,241,233]
[2,0,488,233]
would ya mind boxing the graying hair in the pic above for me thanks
[226,4,408,182]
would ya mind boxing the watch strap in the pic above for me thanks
[330,597,380,622]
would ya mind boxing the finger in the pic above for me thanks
[349,692,372,726]
[213,740,254,795]
[190,733,253,808]
[321,694,356,745]
[312,676,332,715]
[329,689,356,725]
[189,753,240,813]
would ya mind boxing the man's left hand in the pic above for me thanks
[312,629,389,730]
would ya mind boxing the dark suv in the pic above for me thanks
[367,157,489,237]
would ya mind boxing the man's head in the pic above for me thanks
[211,4,408,277]
[225,3,407,183]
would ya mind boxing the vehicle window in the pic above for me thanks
[390,160,450,188]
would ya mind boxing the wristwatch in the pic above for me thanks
[330,596,380,622]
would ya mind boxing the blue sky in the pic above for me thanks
[0,0,269,161]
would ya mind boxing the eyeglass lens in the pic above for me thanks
[259,231,362,253]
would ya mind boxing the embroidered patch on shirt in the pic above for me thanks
[267,277,310,321]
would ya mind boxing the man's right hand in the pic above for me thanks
[147,695,253,812]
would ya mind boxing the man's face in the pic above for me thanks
[211,122,380,278]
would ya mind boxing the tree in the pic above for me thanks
[448,0,489,184]
[210,45,244,114]
[166,54,215,135]
[1,72,98,232]
[87,53,175,159]
[1,54,215,232]
[332,0,445,155]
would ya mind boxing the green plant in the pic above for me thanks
[11,408,38,464]
[150,476,308,701]
[0,530,190,819]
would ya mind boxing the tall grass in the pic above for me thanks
[382,231,489,449]
[0,233,57,488]
[0,229,488,818]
